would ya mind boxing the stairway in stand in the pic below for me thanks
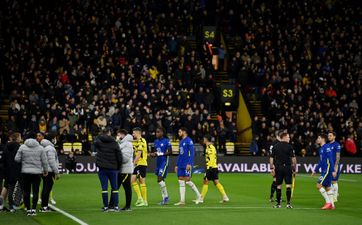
[215,71,229,85]
[0,98,9,131]
[234,142,250,156]
[248,100,264,118]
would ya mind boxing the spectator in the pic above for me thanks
[65,153,77,174]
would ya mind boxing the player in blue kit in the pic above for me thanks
[150,127,172,205]
[328,131,341,202]
[174,127,202,206]
[312,134,337,210]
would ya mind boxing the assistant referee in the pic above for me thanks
[269,131,297,209]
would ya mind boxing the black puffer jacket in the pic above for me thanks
[95,135,122,170]
[4,141,21,182]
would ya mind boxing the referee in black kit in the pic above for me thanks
[269,131,297,209]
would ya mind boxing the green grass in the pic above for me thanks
[1,173,362,225]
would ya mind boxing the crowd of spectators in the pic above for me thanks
[1,0,237,154]
[222,0,362,156]
[1,0,361,157]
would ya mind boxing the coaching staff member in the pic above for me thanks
[269,131,296,209]
[95,128,123,212]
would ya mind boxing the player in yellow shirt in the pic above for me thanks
[200,135,229,203]
[131,127,148,207]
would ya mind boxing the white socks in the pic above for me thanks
[319,187,330,203]
[159,181,168,198]
[327,189,335,207]
[178,180,186,202]
[332,183,339,199]
[186,181,201,199]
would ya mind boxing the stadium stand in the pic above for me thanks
[0,0,361,157]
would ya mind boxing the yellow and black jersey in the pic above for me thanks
[205,144,217,169]
[133,137,148,166]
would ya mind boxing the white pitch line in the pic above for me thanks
[296,174,358,182]
[49,205,89,225]
[57,206,320,212]
[133,206,319,210]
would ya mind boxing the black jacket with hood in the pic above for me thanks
[95,135,122,170]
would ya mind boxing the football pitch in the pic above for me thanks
[1,173,361,225]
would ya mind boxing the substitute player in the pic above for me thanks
[200,135,229,203]
[131,127,148,207]
[174,127,202,206]
[328,131,341,202]
[269,131,296,209]
[150,127,171,205]
[312,134,336,210]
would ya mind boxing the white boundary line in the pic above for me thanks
[49,205,89,225]
[56,206,320,212]
[125,206,319,210]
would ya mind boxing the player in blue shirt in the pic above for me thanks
[150,127,172,205]
[328,131,341,202]
[312,134,337,210]
[174,127,202,206]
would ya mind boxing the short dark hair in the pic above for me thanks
[117,129,128,135]
[156,126,165,134]
[132,127,142,132]
[318,133,328,140]
[203,134,211,141]
[328,131,336,136]
[279,131,289,139]
[25,131,37,139]
[277,130,285,138]
[101,127,113,135]
[179,127,188,134]
[37,132,45,137]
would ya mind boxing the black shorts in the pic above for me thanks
[205,168,219,181]
[275,165,292,185]
[133,165,147,178]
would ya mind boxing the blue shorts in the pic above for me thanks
[155,164,169,178]
[332,164,341,182]
[317,171,332,188]
[177,167,191,177]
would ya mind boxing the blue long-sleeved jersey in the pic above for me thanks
[177,137,194,168]
[315,143,335,173]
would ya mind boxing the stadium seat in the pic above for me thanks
[171,141,180,155]
[225,142,235,155]
[72,142,83,155]
[63,142,73,154]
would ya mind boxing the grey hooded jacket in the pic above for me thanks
[119,134,134,174]
[41,139,59,174]
[15,139,48,174]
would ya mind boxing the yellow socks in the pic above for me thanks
[140,183,148,202]
[216,183,227,197]
[132,182,142,199]
[201,184,209,198]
